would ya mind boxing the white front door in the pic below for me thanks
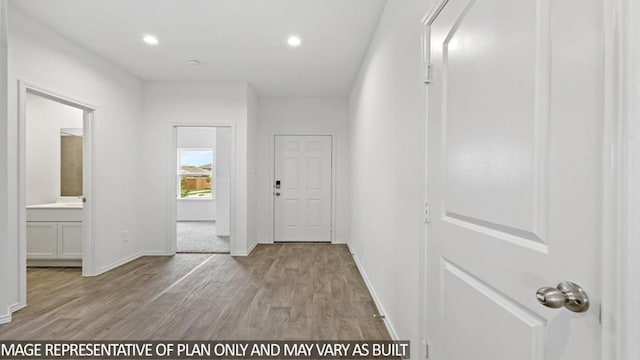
[274,135,332,242]
[425,0,602,358]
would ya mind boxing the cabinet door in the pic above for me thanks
[57,222,82,259]
[27,222,58,259]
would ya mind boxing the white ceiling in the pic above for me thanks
[10,0,388,96]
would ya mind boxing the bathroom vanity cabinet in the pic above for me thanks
[26,204,82,267]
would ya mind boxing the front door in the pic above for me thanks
[425,0,603,358]
[274,135,332,243]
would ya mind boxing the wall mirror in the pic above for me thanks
[60,128,83,197]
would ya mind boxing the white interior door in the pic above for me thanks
[425,0,602,358]
[274,135,332,243]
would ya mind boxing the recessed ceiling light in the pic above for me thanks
[143,34,159,45]
[287,35,301,47]
[186,59,201,66]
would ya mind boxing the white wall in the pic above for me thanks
[256,97,349,243]
[0,0,10,323]
[215,127,232,236]
[25,93,83,205]
[140,81,254,256]
[176,127,216,221]
[6,5,145,308]
[348,0,431,353]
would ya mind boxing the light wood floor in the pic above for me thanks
[0,244,390,340]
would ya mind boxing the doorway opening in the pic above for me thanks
[17,81,96,309]
[172,126,232,254]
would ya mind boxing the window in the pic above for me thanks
[177,149,213,199]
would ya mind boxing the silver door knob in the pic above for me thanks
[536,281,589,313]
[274,192,281,197]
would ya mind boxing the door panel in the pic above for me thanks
[274,135,332,242]
[442,261,545,360]
[426,0,602,358]
[58,222,82,259]
[26,222,58,259]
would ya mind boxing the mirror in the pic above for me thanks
[60,128,83,197]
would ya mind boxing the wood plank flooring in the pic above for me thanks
[0,244,390,340]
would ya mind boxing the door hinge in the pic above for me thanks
[423,339,430,359]
[424,63,432,84]
[424,202,430,224]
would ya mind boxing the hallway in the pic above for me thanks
[0,245,389,340]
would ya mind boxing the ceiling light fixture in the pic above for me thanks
[143,34,159,45]
[186,59,201,66]
[287,35,301,47]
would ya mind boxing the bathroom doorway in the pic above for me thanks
[170,125,233,254]
[17,81,96,309]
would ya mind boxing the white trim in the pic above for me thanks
[98,251,171,275]
[230,240,258,257]
[347,243,399,340]
[167,123,236,256]
[270,133,337,244]
[613,0,640,357]
[0,310,10,325]
[421,12,431,358]
[422,0,450,25]
[601,0,638,357]
[96,252,144,275]
[81,106,97,277]
[0,0,8,327]
[28,260,82,267]
[16,81,98,311]
[9,303,24,313]
[142,250,172,256]
[0,303,20,326]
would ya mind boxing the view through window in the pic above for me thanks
[178,149,213,199]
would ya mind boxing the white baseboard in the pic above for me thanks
[10,303,25,313]
[0,303,21,324]
[0,309,10,325]
[347,243,399,341]
[97,251,144,275]
[231,241,258,256]
[28,260,82,267]
[142,250,172,256]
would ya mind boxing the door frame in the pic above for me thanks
[271,133,336,243]
[607,0,640,357]
[421,0,637,358]
[167,123,236,255]
[17,80,97,309]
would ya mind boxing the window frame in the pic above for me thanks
[176,148,215,201]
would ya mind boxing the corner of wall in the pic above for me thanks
[0,0,11,318]
[0,308,11,325]
[246,83,259,255]
[346,243,399,340]
[346,0,431,352]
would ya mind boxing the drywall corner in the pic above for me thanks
[347,243,399,340]
[0,309,10,325]
[246,84,259,253]
[0,0,10,319]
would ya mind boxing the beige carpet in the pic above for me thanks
[176,221,230,253]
